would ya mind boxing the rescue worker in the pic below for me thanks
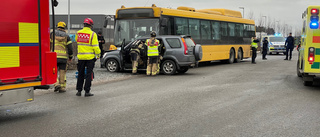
[130,40,143,74]
[284,33,295,60]
[51,21,73,93]
[251,36,259,64]
[75,18,100,97]
[262,37,268,60]
[145,31,160,76]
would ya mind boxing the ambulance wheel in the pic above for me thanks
[161,60,177,75]
[297,61,302,77]
[106,59,119,72]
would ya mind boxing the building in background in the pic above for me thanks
[50,14,115,50]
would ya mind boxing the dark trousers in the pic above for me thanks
[285,47,293,59]
[252,47,257,63]
[262,48,267,59]
[76,59,95,93]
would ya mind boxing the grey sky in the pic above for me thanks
[52,0,319,34]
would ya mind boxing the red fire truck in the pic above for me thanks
[0,0,57,106]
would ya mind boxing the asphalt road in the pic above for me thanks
[1,51,320,137]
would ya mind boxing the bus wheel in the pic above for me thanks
[297,61,302,77]
[225,48,235,64]
[235,49,243,63]
[303,81,313,86]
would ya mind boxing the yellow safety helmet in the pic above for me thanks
[57,21,66,29]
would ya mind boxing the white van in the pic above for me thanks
[261,36,286,55]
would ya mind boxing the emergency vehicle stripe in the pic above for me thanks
[0,47,19,68]
[19,22,38,43]
[313,36,320,43]
[0,43,38,47]
[311,62,320,69]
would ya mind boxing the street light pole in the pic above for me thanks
[67,0,70,35]
[262,16,267,35]
[239,7,244,18]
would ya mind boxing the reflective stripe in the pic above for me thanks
[57,55,68,59]
[78,52,95,54]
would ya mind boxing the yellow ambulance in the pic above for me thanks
[297,6,320,86]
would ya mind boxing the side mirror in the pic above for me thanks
[103,20,108,28]
[161,18,168,27]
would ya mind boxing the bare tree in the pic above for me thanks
[247,10,254,20]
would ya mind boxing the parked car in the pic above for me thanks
[101,35,202,75]
[260,35,286,55]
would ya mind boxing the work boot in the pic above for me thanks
[85,93,94,97]
[54,85,61,92]
[59,88,66,93]
[76,91,81,96]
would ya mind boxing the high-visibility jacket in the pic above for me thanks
[145,38,160,56]
[76,27,101,60]
[50,29,73,61]
[251,39,258,48]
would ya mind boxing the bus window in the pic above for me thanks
[211,21,221,40]
[201,20,211,40]
[239,24,244,37]
[221,22,228,37]
[114,19,159,45]
[188,19,200,40]
[228,23,235,37]
[175,18,189,35]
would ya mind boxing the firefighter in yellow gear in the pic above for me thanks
[50,21,73,93]
[130,40,143,74]
[75,18,100,97]
[145,31,160,76]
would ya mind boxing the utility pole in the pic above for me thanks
[67,0,70,35]
[262,16,267,35]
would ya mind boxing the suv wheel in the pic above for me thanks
[105,59,119,72]
[161,60,177,75]
[177,66,189,74]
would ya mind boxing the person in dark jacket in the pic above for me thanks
[50,21,73,93]
[262,37,268,60]
[284,33,295,60]
[97,31,105,67]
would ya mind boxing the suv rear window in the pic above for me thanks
[184,38,195,48]
[166,38,181,48]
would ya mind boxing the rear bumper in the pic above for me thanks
[269,48,286,53]
[0,87,34,106]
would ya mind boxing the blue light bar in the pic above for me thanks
[310,22,319,29]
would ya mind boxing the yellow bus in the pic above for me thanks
[113,4,256,63]
[297,6,320,86]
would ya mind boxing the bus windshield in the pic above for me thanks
[114,19,159,45]
[269,37,286,42]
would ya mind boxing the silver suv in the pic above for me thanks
[101,35,202,75]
